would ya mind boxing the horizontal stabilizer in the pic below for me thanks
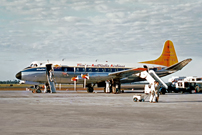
[165,58,192,71]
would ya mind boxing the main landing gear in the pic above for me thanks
[87,84,94,93]
[105,80,121,94]
[31,85,42,93]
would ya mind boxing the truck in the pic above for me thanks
[167,76,202,93]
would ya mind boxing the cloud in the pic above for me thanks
[1,0,202,80]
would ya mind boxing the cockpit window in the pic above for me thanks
[30,64,38,68]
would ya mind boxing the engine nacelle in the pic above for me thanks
[97,81,106,87]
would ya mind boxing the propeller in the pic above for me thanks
[71,76,78,91]
[81,74,89,89]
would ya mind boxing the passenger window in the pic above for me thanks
[79,68,85,72]
[106,68,110,72]
[67,67,74,72]
[99,68,104,72]
[86,68,92,72]
[75,68,80,72]
[92,68,98,72]
[111,68,117,72]
[118,68,123,71]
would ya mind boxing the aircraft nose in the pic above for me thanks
[16,71,21,80]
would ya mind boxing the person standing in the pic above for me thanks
[49,69,54,82]
[149,83,155,103]
[105,80,110,93]
[149,81,159,103]
[154,82,160,102]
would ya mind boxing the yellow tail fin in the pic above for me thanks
[139,40,178,67]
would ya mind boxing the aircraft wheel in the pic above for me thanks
[133,97,138,102]
[36,89,41,93]
[87,87,94,93]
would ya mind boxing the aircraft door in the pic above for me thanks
[46,64,53,76]
[46,64,56,93]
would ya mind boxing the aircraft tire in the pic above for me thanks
[87,87,94,93]
[36,89,41,93]
[133,98,138,102]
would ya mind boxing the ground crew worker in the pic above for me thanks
[44,83,49,93]
[155,82,160,102]
[149,81,159,103]
[49,69,54,82]
[116,84,119,94]
[105,80,110,93]
[149,83,155,103]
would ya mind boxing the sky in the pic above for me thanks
[1,0,202,82]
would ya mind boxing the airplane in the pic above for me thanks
[15,40,192,93]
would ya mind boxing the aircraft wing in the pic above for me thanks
[108,68,147,79]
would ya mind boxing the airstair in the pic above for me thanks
[133,70,168,102]
[148,70,168,89]
[139,70,168,89]
[46,64,56,93]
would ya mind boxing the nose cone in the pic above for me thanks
[16,71,21,80]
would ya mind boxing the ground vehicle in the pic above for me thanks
[168,76,202,93]
[184,77,202,93]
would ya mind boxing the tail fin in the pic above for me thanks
[139,40,178,67]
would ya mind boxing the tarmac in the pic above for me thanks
[0,90,202,135]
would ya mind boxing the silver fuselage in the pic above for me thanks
[17,66,169,85]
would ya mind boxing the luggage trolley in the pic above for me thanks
[133,94,150,102]
[133,84,151,102]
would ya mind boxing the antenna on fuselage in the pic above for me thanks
[95,59,98,62]
[62,58,65,61]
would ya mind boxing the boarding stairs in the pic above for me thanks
[148,70,168,89]
[133,70,168,102]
